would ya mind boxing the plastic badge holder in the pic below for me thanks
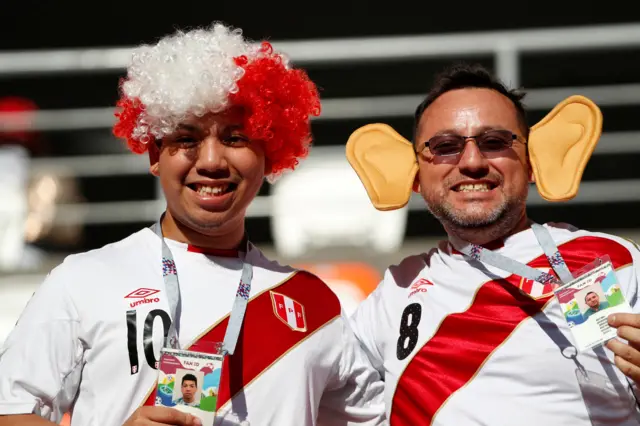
[156,343,224,426]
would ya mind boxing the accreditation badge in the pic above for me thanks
[155,344,224,425]
[554,256,632,352]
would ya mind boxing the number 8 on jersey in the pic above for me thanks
[397,303,422,360]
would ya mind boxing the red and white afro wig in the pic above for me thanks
[113,23,321,182]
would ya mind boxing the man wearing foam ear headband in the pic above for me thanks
[346,63,640,425]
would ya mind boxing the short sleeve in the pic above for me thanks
[317,310,387,426]
[348,279,388,375]
[0,263,84,422]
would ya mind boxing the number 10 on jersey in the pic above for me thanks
[127,309,172,374]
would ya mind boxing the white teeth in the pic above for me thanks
[196,184,228,196]
[457,183,491,192]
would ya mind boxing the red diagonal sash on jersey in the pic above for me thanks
[143,270,340,409]
[391,236,633,425]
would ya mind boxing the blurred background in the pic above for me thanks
[2,7,640,422]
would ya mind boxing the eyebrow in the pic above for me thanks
[432,125,511,137]
[176,124,201,132]
[176,123,245,133]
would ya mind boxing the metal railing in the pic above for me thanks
[1,23,640,226]
[3,83,640,133]
[3,23,640,77]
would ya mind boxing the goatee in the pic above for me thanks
[425,195,527,244]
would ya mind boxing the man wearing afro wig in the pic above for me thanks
[0,23,386,426]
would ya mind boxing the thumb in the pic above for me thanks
[188,415,202,426]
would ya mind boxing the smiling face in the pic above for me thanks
[414,88,532,243]
[585,292,600,309]
[150,107,266,246]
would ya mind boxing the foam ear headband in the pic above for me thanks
[346,95,602,211]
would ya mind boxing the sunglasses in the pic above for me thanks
[417,129,524,157]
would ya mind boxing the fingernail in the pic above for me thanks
[609,315,616,325]
[194,418,202,426]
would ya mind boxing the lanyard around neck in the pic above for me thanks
[457,223,575,285]
[151,221,253,356]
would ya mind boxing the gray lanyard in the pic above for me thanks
[151,222,253,356]
[458,223,575,285]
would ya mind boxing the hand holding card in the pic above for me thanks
[123,406,203,426]
[605,313,640,384]
[554,256,633,352]
[155,348,224,426]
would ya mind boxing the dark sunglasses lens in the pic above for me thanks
[430,137,465,156]
[477,131,513,152]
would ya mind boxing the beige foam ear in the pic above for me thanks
[346,123,418,211]
[529,95,602,201]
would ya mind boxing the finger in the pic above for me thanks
[133,418,200,426]
[125,407,161,426]
[185,415,202,426]
[606,338,640,371]
[139,406,202,426]
[147,421,179,426]
[608,313,640,328]
[612,352,640,383]
[170,411,202,426]
[615,325,640,350]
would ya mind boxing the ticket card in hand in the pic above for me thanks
[554,257,632,352]
[155,348,224,425]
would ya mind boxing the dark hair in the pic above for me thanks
[584,291,598,301]
[413,63,529,141]
[182,373,197,385]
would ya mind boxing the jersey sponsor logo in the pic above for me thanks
[270,291,307,332]
[125,288,161,298]
[408,278,434,298]
[125,288,161,308]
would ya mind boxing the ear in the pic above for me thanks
[529,95,602,202]
[148,141,160,177]
[527,155,535,184]
[346,123,419,210]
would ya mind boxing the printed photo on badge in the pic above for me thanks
[156,348,223,425]
[555,259,632,352]
[174,369,204,407]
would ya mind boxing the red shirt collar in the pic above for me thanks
[186,245,241,257]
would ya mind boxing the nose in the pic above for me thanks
[457,138,489,177]
[196,136,228,174]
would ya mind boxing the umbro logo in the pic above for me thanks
[408,278,433,298]
[125,288,160,299]
[125,288,161,308]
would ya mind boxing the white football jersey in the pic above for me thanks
[351,222,640,425]
[0,227,386,426]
